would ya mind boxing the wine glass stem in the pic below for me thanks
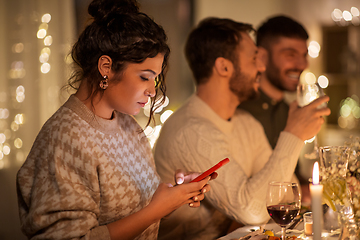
[281,227,286,240]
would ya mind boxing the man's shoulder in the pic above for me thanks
[160,106,214,140]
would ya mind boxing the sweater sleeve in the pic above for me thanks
[16,126,111,240]
[156,116,303,226]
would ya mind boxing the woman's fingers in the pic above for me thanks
[189,201,201,208]
[174,169,185,184]
[209,172,218,180]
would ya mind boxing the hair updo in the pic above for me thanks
[69,0,170,125]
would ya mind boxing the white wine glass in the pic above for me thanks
[266,182,301,240]
[297,83,326,159]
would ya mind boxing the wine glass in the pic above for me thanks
[266,182,301,240]
[297,82,326,159]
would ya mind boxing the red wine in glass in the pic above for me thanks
[267,204,300,227]
[266,182,301,240]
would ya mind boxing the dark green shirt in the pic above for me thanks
[238,89,289,149]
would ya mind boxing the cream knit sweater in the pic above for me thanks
[155,94,304,240]
[17,95,160,240]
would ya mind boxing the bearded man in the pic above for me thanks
[239,15,309,149]
[154,17,330,240]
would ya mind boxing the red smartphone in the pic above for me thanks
[190,158,230,183]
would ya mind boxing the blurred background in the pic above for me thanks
[0,0,359,238]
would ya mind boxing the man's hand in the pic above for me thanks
[284,95,330,141]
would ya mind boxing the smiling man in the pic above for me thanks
[154,17,329,240]
[239,15,309,149]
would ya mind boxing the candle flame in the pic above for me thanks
[313,162,319,184]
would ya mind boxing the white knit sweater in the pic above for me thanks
[154,94,304,240]
[17,95,160,240]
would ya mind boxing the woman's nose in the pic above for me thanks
[145,84,156,97]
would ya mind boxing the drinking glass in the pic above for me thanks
[319,146,350,211]
[266,182,301,240]
[297,83,326,159]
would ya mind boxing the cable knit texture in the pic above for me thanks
[154,94,304,240]
[17,95,160,240]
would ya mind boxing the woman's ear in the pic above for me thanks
[257,47,268,67]
[214,57,233,78]
[98,55,112,77]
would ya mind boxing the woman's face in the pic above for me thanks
[102,53,164,117]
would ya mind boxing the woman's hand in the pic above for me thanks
[148,175,213,221]
[173,169,217,207]
[174,169,218,185]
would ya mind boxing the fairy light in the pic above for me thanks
[318,75,329,89]
[308,41,321,58]
[332,7,360,26]
[338,96,360,129]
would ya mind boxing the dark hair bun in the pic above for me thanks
[88,0,139,23]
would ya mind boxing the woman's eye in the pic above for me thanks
[140,76,149,81]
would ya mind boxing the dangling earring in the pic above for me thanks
[100,75,108,90]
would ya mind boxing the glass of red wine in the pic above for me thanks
[266,182,301,240]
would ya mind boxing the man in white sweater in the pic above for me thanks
[154,17,330,240]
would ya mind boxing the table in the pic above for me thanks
[218,222,340,240]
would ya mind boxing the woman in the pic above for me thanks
[16,0,212,239]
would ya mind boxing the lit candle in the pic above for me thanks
[309,162,323,240]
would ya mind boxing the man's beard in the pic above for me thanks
[266,53,287,91]
[229,66,259,103]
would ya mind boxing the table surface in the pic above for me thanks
[218,222,340,240]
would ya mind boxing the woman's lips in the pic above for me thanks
[139,102,147,107]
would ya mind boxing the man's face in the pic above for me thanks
[229,32,265,103]
[265,37,308,92]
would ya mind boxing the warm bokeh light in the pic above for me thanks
[0,108,9,119]
[160,110,173,123]
[144,126,153,136]
[41,63,51,73]
[343,10,353,21]
[41,13,52,23]
[351,7,360,16]
[338,96,360,129]
[16,85,25,94]
[332,8,343,21]
[155,96,169,113]
[148,125,162,148]
[12,43,24,53]
[3,144,10,155]
[37,29,47,39]
[11,122,19,131]
[308,41,321,58]
[14,138,23,149]
[318,75,329,88]
[39,23,48,31]
[305,72,316,84]
[41,47,51,55]
[44,35,53,46]
[14,114,24,125]
[0,133,6,144]
[39,52,49,63]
